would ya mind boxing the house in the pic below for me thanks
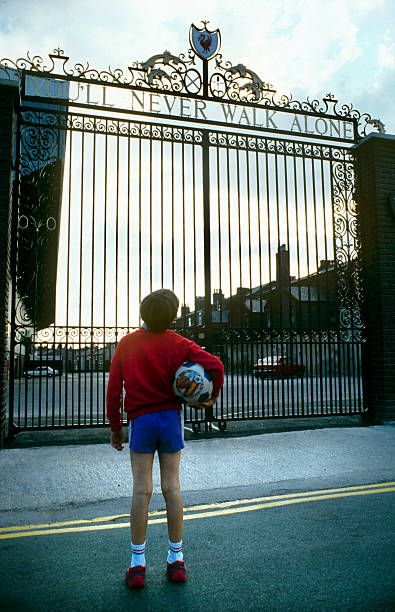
[174,245,338,333]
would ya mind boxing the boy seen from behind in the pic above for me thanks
[106,289,224,589]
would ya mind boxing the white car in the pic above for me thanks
[26,366,60,378]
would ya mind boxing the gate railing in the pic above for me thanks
[2,22,377,436]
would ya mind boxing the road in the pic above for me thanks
[1,423,394,610]
[0,482,394,611]
[8,373,363,429]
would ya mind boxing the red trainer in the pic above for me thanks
[166,560,187,583]
[125,565,146,589]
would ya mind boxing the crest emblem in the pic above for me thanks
[190,21,221,60]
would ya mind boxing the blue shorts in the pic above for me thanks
[128,408,184,454]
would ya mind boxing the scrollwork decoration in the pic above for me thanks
[332,157,364,339]
[0,26,383,139]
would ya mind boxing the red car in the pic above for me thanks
[253,356,305,378]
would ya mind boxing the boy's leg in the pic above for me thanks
[158,450,183,542]
[130,451,154,544]
[159,450,187,582]
[126,444,154,588]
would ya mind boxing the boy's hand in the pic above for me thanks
[111,429,125,451]
[193,396,216,410]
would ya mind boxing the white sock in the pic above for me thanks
[131,541,146,567]
[167,539,183,564]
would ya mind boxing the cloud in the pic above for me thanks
[1,1,393,131]
[1,1,394,131]
[378,41,395,69]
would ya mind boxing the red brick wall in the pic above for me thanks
[355,133,395,421]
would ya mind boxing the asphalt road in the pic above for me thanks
[0,482,394,611]
[9,373,363,428]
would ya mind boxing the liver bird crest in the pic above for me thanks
[198,33,212,52]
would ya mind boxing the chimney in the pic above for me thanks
[276,244,290,289]
[181,304,190,316]
[194,296,205,311]
[319,259,334,272]
[213,289,224,310]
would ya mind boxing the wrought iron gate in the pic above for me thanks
[2,23,376,435]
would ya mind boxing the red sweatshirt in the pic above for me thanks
[106,328,224,432]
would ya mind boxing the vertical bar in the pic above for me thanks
[202,60,208,98]
[202,130,213,426]
[345,154,353,413]
[149,134,153,293]
[320,154,331,413]
[160,136,164,288]
[329,158,342,414]
[91,126,97,425]
[78,121,85,425]
[216,143,222,322]
[116,127,120,331]
[53,111,62,427]
[182,133,186,315]
[215,141,223,422]
[202,130,212,339]
[274,147,282,417]
[235,142,243,419]
[338,154,348,415]
[171,137,175,292]
[192,140,197,312]
[255,141,263,418]
[246,146,253,418]
[284,151,294,417]
[293,149,303,416]
[311,152,321,415]
[115,126,121,424]
[35,113,42,428]
[301,146,313,415]
[127,132,131,329]
[138,136,142,313]
[65,122,73,427]
[7,107,21,437]
[226,142,234,420]
[265,146,274,418]
[102,122,108,425]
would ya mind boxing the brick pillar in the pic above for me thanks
[354,133,395,422]
[0,79,19,445]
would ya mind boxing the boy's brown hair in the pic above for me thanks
[140,289,179,332]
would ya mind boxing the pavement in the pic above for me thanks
[0,418,395,610]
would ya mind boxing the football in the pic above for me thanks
[173,361,213,405]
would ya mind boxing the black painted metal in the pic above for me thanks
[2,25,371,435]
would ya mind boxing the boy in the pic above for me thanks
[106,289,224,589]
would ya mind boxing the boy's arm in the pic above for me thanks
[184,341,224,399]
[106,344,124,433]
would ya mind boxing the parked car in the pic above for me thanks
[252,356,305,378]
[26,366,60,378]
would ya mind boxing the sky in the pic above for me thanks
[1,0,394,133]
[1,0,394,332]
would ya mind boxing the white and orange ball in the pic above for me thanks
[173,362,213,405]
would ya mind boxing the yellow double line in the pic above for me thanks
[0,481,394,541]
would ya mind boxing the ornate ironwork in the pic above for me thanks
[217,328,342,344]
[332,157,364,340]
[14,325,136,345]
[209,130,349,161]
[6,22,367,436]
[0,24,382,139]
[21,109,203,144]
[13,116,63,330]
